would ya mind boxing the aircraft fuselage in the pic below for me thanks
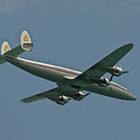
[5,56,136,101]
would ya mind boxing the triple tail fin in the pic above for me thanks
[1,41,11,55]
[0,41,11,64]
[0,30,33,64]
[20,30,33,52]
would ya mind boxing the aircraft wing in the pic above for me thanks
[21,87,74,105]
[74,43,133,81]
[21,90,50,103]
[21,87,63,103]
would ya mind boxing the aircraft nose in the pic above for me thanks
[127,92,137,101]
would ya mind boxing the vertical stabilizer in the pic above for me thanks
[1,41,11,55]
[20,30,33,52]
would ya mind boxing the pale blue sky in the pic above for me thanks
[0,0,139,140]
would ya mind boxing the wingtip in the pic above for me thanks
[120,43,134,52]
[20,99,30,103]
[126,43,133,49]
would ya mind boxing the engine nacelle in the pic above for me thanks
[72,92,90,101]
[111,66,124,76]
[72,91,85,101]
[98,77,110,87]
[101,66,129,77]
[86,77,110,87]
[57,95,70,105]
[91,77,110,87]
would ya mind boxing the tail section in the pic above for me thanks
[0,41,11,64]
[0,55,6,64]
[0,30,33,64]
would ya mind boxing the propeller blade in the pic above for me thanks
[67,97,71,101]
[84,93,90,97]
[122,70,129,74]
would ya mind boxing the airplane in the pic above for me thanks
[0,30,136,105]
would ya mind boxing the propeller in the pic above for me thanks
[122,70,129,74]
[84,92,90,97]
[109,64,129,81]
[119,64,129,74]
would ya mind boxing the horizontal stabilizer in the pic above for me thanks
[0,55,6,64]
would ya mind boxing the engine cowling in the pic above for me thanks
[92,77,110,87]
[111,66,129,76]
[101,66,129,77]
[72,91,90,101]
[99,77,110,86]
[57,95,71,105]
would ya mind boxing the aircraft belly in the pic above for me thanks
[86,84,112,97]
[85,84,131,100]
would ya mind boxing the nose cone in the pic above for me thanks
[126,92,137,101]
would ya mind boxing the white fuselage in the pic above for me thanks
[5,56,136,100]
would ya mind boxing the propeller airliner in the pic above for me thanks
[0,30,136,105]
